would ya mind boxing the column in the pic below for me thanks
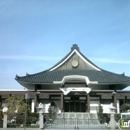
[99,95,101,106]
[61,93,64,112]
[34,94,39,112]
[31,99,35,113]
[125,96,127,104]
[113,94,117,109]
[3,113,7,128]
[86,94,90,112]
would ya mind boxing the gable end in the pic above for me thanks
[50,49,101,71]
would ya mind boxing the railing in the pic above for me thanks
[6,113,109,129]
[7,117,39,128]
[44,117,106,129]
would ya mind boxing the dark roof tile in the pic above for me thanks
[16,70,130,84]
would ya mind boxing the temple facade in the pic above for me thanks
[1,44,130,114]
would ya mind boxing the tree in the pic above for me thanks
[5,95,30,119]
[48,105,56,120]
[48,105,53,119]
[0,107,3,127]
[120,103,130,112]
[98,105,104,123]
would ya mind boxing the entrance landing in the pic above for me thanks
[55,112,99,125]
[57,112,98,120]
[44,113,106,129]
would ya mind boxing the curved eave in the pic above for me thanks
[16,80,53,85]
[98,81,130,84]
[15,69,130,85]
[16,78,130,85]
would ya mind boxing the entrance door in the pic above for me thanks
[69,101,80,112]
[75,101,80,112]
[64,100,85,112]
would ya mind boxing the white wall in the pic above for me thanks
[101,101,119,114]
[101,104,112,113]
[90,101,99,113]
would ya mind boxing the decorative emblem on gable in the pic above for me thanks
[71,60,79,67]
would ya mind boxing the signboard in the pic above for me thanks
[120,113,130,128]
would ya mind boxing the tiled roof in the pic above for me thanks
[16,70,130,84]
[15,45,130,85]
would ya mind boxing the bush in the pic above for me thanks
[7,123,16,128]
[98,106,104,123]
[121,104,130,112]
[29,113,39,124]
[115,114,121,122]
[0,108,3,128]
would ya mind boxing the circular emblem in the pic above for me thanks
[71,60,78,67]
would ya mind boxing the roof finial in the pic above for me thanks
[71,44,79,51]
[15,74,19,79]
[26,73,30,76]
[122,72,125,76]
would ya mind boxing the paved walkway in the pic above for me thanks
[0,128,41,130]
[0,129,40,130]
[0,128,109,130]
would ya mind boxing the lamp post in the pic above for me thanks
[24,93,30,130]
[37,103,45,129]
[109,105,116,130]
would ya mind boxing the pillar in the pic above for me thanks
[99,95,101,106]
[125,96,127,104]
[3,114,7,128]
[113,94,117,113]
[61,93,64,112]
[31,99,35,113]
[39,113,44,128]
[86,94,90,112]
[34,94,39,112]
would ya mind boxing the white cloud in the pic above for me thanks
[1,55,130,65]
[0,55,60,61]
[90,57,130,64]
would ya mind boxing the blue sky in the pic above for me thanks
[0,0,130,89]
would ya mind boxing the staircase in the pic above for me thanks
[44,113,106,129]
[53,112,100,125]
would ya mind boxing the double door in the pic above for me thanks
[64,100,85,112]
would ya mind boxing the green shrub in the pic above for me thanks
[115,114,121,122]
[0,108,3,128]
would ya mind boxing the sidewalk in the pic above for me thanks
[0,129,109,130]
[0,128,40,130]
[0,125,110,130]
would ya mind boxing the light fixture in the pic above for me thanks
[112,91,117,95]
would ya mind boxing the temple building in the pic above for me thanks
[1,44,130,114]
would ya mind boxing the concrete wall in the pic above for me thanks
[90,101,99,113]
